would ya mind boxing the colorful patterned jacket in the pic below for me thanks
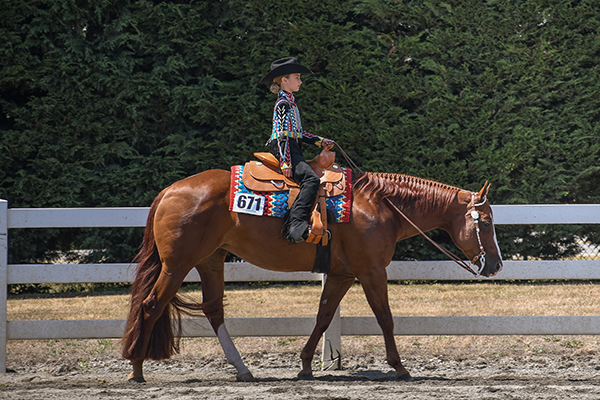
[268,90,324,170]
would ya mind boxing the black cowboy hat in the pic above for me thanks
[259,57,313,84]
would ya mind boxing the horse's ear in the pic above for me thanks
[476,181,490,202]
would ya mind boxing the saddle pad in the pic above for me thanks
[229,165,352,223]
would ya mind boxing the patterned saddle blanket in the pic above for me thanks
[229,164,352,223]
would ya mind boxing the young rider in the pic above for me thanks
[260,57,334,244]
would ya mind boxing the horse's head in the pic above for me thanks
[449,182,503,277]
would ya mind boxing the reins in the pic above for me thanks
[332,142,482,277]
[333,142,363,174]
[383,197,480,277]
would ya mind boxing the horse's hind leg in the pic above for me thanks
[128,265,189,382]
[299,273,355,379]
[196,249,254,382]
[358,267,412,381]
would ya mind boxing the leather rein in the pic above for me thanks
[333,141,486,277]
[384,195,487,277]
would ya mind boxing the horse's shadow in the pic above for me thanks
[251,370,453,383]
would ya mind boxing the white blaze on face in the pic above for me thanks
[490,213,503,275]
[492,227,502,261]
[491,212,502,261]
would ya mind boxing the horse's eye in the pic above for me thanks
[481,221,491,227]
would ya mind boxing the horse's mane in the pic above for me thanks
[353,171,462,214]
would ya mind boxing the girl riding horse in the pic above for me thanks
[260,57,334,243]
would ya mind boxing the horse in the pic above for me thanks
[121,168,503,382]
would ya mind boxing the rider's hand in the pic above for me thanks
[283,168,293,178]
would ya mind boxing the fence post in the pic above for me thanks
[321,274,342,370]
[0,200,7,373]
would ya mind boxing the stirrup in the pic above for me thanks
[305,229,319,244]
[306,228,330,246]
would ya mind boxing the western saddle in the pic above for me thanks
[241,145,346,246]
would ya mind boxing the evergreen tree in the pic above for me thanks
[1,0,599,264]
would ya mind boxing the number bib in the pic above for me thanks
[231,192,265,216]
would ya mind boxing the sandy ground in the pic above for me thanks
[2,336,600,399]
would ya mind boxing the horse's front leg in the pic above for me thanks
[198,257,254,382]
[299,273,354,379]
[358,267,412,381]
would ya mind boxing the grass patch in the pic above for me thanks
[561,339,584,349]
[10,281,600,321]
[276,337,298,346]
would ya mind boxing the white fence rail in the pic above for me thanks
[2,201,600,373]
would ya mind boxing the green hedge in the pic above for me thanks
[1,0,600,264]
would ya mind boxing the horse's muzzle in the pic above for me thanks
[480,258,503,277]
[488,260,503,277]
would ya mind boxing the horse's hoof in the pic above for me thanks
[297,372,315,380]
[128,376,146,383]
[236,372,256,382]
[395,373,414,382]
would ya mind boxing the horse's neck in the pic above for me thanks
[388,186,468,238]
[352,171,468,236]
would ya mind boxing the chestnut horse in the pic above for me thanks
[122,169,503,382]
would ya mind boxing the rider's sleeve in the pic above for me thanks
[274,102,292,170]
[301,131,324,147]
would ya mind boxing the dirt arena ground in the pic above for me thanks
[2,335,600,399]
[5,281,600,398]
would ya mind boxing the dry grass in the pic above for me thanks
[8,281,600,320]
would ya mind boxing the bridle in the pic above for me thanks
[468,193,488,274]
[384,193,490,277]
[333,141,489,276]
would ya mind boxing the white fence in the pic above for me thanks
[2,201,600,373]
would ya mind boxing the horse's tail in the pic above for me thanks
[121,189,203,361]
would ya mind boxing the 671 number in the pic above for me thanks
[232,193,265,216]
